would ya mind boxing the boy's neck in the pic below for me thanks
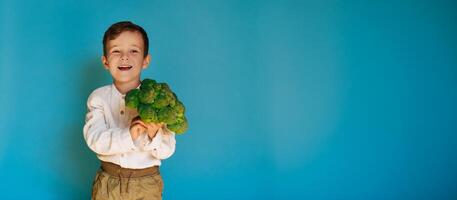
[113,79,141,94]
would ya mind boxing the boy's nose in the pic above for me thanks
[121,54,129,60]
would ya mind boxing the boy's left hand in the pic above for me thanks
[131,117,164,139]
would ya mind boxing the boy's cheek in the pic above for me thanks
[107,55,120,61]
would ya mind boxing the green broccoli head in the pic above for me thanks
[140,79,157,90]
[157,107,178,124]
[125,78,188,134]
[125,89,140,109]
[167,117,188,134]
[138,104,158,123]
[153,83,162,91]
[165,90,177,105]
[152,92,169,109]
[172,100,185,115]
[139,87,157,104]
[161,83,171,92]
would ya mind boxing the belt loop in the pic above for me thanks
[126,171,134,194]
[117,168,122,194]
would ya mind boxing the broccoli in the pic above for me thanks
[165,90,177,104]
[167,117,188,134]
[159,83,170,91]
[157,107,177,124]
[140,78,156,90]
[139,88,157,104]
[125,78,188,134]
[152,92,169,109]
[138,103,158,123]
[153,83,162,91]
[125,89,140,109]
[172,100,185,114]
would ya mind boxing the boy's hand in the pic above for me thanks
[130,117,146,140]
[131,117,164,139]
[130,123,146,140]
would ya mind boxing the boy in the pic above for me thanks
[83,21,176,200]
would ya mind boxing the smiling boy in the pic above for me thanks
[83,21,176,200]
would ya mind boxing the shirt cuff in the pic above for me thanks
[142,128,164,151]
[119,127,138,151]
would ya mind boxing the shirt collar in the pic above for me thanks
[111,83,141,97]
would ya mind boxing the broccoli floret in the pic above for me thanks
[172,100,185,115]
[138,104,158,123]
[175,115,185,123]
[157,107,177,124]
[139,88,157,104]
[153,83,162,91]
[167,117,188,134]
[161,83,171,92]
[125,89,140,109]
[140,79,157,90]
[165,90,176,104]
[152,92,169,109]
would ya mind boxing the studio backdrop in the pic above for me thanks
[0,0,456,199]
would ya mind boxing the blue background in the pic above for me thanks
[1,0,456,199]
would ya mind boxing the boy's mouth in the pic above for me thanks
[118,65,133,71]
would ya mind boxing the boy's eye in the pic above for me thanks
[130,50,139,53]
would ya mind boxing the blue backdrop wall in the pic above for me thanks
[1,0,456,199]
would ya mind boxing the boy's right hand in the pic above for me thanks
[130,117,146,140]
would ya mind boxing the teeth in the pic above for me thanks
[118,65,133,70]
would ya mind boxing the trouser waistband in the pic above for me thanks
[101,161,160,178]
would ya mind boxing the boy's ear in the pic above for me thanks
[101,56,109,70]
[142,54,151,69]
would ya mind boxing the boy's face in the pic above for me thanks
[102,31,151,84]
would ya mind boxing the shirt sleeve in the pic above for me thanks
[142,126,176,160]
[83,94,138,156]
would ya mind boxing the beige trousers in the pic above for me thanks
[91,166,164,200]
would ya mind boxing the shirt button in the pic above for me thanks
[120,110,124,115]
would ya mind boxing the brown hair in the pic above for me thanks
[102,21,149,57]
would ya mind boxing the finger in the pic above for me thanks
[152,125,161,132]
[139,120,150,127]
[133,120,147,127]
[132,125,146,134]
[149,123,159,129]
[131,121,140,126]
[153,123,163,129]
[132,123,144,129]
[131,116,140,123]
[131,129,138,139]
[148,129,158,138]
[144,123,156,130]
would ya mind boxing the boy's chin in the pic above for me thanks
[113,76,141,83]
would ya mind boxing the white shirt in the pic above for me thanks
[83,84,176,169]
